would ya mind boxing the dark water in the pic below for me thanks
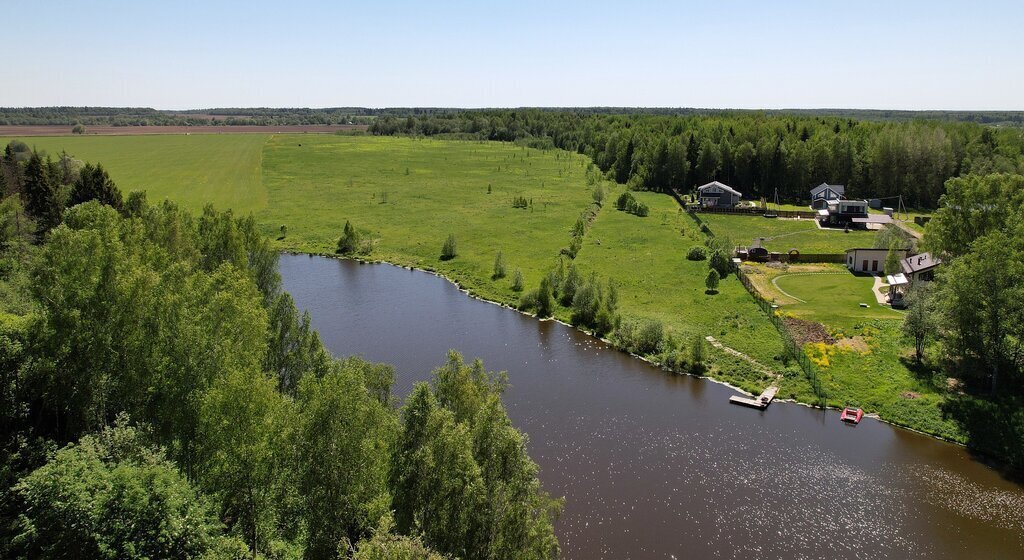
[280,254,1024,559]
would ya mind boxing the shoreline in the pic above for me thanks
[282,249,967,450]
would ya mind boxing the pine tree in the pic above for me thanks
[23,153,62,233]
[705,269,720,293]
[337,220,360,254]
[71,163,123,210]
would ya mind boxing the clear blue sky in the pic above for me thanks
[5,0,1022,110]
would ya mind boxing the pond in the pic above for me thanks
[280,254,1024,559]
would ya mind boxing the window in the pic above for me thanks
[862,259,868,270]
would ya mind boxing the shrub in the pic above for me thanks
[560,265,581,306]
[440,234,457,260]
[536,276,554,318]
[512,195,529,209]
[709,250,731,276]
[337,220,360,254]
[279,224,288,239]
[511,268,524,292]
[492,251,507,279]
[705,269,720,293]
[518,288,538,311]
[691,335,707,373]
[616,191,635,211]
[686,246,707,261]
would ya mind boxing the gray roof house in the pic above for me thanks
[697,181,742,208]
[900,252,941,281]
[810,183,846,210]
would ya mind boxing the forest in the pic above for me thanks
[369,110,1024,208]
[0,142,560,558]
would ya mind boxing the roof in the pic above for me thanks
[810,183,845,198]
[886,273,909,286]
[697,181,741,197]
[900,252,942,274]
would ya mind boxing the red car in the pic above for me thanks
[840,407,864,424]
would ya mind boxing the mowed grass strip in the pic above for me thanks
[573,191,785,369]
[699,213,877,254]
[261,135,594,306]
[1,134,268,213]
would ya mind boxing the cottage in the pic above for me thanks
[845,247,908,273]
[900,252,941,281]
[817,198,872,227]
[697,181,742,208]
[810,183,845,210]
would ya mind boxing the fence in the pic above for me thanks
[734,266,828,407]
[688,204,819,220]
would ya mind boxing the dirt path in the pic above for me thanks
[705,336,777,377]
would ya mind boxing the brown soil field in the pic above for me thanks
[0,124,368,136]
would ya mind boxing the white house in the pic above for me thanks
[845,247,908,273]
[810,183,845,210]
[697,181,742,208]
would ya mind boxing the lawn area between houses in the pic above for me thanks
[699,213,877,253]
[1,134,268,213]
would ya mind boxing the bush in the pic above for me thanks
[492,251,506,279]
[615,319,664,355]
[337,220,360,254]
[686,246,707,261]
[518,289,539,311]
[440,234,457,260]
[709,250,731,276]
[691,334,707,372]
[511,268,524,292]
[616,191,635,211]
[705,269,720,293]
[536,276,554,318]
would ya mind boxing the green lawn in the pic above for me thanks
[698,213,877,253]
[573,191,788,390]
[2,134,269,213]
[260,135,594,307]
[772,269,902,327]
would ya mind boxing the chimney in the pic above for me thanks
[918,256,924,265]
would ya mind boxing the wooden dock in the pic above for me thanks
[729,386,779,409]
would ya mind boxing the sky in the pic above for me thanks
[4,0,1023,110]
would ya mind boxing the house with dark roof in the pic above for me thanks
[810,183,845,210]
[900,252,941,281]
[697,181,742,208]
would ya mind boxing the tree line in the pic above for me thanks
[0,142,560,559]
[369,110,1024,208]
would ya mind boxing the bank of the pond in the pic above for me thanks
[279,254,1024,559]
[286,250,971,451]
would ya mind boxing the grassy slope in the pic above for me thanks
[1,134,268,213]
[699,213,877,253]
[573,192,789,391]
[260,135,593,307]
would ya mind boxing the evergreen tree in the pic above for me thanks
[705,269,720,293]
[440,234,457,260]
[71,163,123,210]
[23,152,63,233]
[492,251,506,279]
[338,220,360,254]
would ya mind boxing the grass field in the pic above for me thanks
[261,135,595,307]
[698,213,878,253]
[573,192,789,391]
[1,134,268,213]
[0,132,957,439]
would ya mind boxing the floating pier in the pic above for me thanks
[729,386,779,409]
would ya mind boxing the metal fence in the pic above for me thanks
[734,267,828,407]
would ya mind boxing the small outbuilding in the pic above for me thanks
[845,247,908,273]
[900,252,941,281]
[697,181,742,208]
